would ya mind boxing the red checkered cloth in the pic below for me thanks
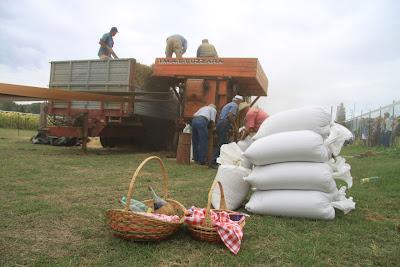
[185,207,245,254]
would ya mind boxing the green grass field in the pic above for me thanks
[0,128,399,266]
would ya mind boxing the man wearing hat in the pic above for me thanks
[98,27,119,60]
[196,39,218,57]
[191,104,217,165]
[209,95,243,168]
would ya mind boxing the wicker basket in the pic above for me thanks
[106,156,186,241]
[186,180,246,243]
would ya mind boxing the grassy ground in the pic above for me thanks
[0,128,399,266]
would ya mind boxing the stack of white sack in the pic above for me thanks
[210,142,252,210]
[243,106,356,220]
[252,106,332,140]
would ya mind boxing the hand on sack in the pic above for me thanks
[239,129,249,140]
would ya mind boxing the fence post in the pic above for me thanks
[354,104,357,138]
[368,110,371,147]
[81,113,89,153]
[17,113,20,136]
[39,103,47,129]
[392,100,395,147]
[379,106,382,146]
[360,111,363,145]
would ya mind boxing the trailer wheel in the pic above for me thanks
[100,136,108,147]
[100,136,116,148]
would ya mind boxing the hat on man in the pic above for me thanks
[233,95,244,101]
[238,102,250,111]
[208,103,217,109]
[110,27,118,33]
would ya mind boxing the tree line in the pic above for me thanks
[0,100,41,114]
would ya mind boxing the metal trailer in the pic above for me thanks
[46,58,179,149]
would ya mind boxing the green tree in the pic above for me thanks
[25,103,41,114]
[336,103,346,124]
[0,100,18,111]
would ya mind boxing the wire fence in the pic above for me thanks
[339,100,400,148]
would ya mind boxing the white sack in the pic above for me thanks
[245,187,355,220]
[253,106,331,140]
[237,136,253,152]
[211,165,252,210]
[217,142,252,169]
[328,156,353,188]
[243,130,331,166]
[325,123,354,156]
[244,162,337,193]
[182,124,192,133]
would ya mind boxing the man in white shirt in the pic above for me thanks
[382,112,393,147]
[191,104,217,165]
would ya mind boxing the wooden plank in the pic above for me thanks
[206,80,217,105]
[184,79,206,118]
[48,126,81,137]
[153,58,268,96]
[0,83,132,102]
[256,60,269,95]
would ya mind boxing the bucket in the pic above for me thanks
[176,133,191,165]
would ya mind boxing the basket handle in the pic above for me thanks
[124,156,169,211]
[204,180,227,226]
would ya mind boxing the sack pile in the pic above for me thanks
[211,143,252,211]
[243,106,356,220]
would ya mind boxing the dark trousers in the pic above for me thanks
[211,119,230,164]
[382,131,392,147]
[192,117,209,163]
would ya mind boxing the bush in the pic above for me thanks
[0,111,39,130]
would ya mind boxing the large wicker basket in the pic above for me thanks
[186,180,246,243]
[106,156,186,241]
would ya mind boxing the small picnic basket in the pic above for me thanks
[106,156,186,241]
[186,180,246,243]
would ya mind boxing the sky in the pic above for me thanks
[0,0,399,118]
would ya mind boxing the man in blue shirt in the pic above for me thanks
[165,34,187,58]
[98,27,119,60]
[209,95,243,168]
